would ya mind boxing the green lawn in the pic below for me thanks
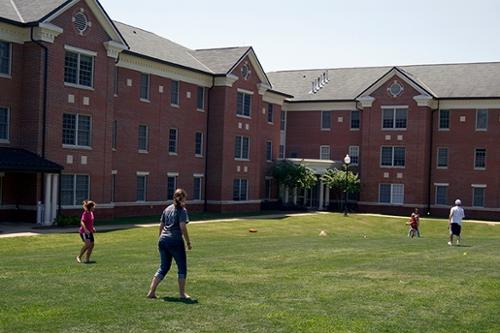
[1,213,499,333]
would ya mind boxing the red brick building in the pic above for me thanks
[1,0,499,222]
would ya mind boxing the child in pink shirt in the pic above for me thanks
[76,200,96,263]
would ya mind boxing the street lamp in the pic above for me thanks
[343,154,351,216]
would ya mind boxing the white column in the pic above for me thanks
[319,181,324,210]
[325,186,330,210]
[284,186,289,204]
[293,188,297,205]
[51,174,59,224]
[44,174,52,225]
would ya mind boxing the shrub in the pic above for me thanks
[55,214,80,227]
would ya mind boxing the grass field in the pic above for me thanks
[1,213,499,333]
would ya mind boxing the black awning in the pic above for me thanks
[0,147,63,173]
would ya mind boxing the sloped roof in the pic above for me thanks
[190,47,251,75]
[0,148,63,172]
[0,0,69,24]
[268,62,500,101]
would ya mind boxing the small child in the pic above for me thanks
[76,200,96,263]
[407,208,420,238]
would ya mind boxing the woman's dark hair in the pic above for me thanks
[173,189,187,208]
[82,200,96,211]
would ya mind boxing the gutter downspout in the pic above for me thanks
[203,78,214,212]
[427,100,439,215]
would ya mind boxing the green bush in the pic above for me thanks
[55,214,80,226]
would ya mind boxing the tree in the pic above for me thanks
[271,160,318,189]
[321,168,360,194]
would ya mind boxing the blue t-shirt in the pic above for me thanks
[160,204,189,240]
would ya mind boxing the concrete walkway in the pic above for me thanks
[0,211,496,239]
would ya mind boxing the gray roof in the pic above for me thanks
[190,47,251,75]
[0,0,68,24]
[268,62,500,101]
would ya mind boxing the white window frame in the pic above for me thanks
[63,46,96,89]
[319,145,331,160]
[350,110,360,130]
[193,175,203,200]
[168,128,178,155]
[474,148,486,170]
[171,80,180,106]
[236,89,253,118]
[234,135,250,160]
[380,146,406,168]
[140,73,150,101]
[197,86,205,111]
[471,184,486,207]
[436,147,448,169]
[279,144,285,159]
[434,183,449,205]
[349,146,359,165]
[475,109,488,131]
[438,109,450,130]
[233,178,248,201]
[280,111,286,131]
[60,174,90,206]
[267,104,274,124]
[138,124,149,153]
[136,174,148,202]
[266,140,273,162]
[195,131,204,157]
[0,106,10,143]
[379,183,404,204]
[321,111,331,130]
[381,106,408,130]
[167,173,178,200]
[62,113,92,149]
[0,41,12,78]
[264,177,273,200]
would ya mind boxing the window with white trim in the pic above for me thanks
[321,111,331,130]
[62,114,91,147]
[382,107,407,129]
[279,144,285,159]
[112,120,117,150]
[381,146,405,167]
[193,176,203,200]
[233,179,248,201]
[320,145,330,160]
[437,147,448,168]
[113,66,118,95]
[280,111,286,131]
[140,73,150,100]
[439,110,450,129]
[167,175,177,200]
[267,104,274,123]
[0,107,9,141]
[379,183,404,204]
[197,86,205,110]
[169,128,178,154]
[64,51,93,87]
[475,109,488,131]
[435,185,448,205]
[350,110,360,129]
[349,146,359,165]
[0,41,11,76]
[171,80,179,106]
[265,178,272,200]
[61,174,89,206]
[266,140,273,162]
[138,125,148,152]
[195,131,203,156]
[111,174,116,202]
[474,148,486,169]
[235,136,250,160]
[472,186,485,207]
[237,91,252,117]
[137,175,147,201]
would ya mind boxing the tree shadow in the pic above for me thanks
[162,296,199,304]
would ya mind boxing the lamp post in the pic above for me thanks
[343,154,351,216]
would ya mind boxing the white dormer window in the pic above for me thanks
[241,63,251,80]
[388,80,404,98]
[72,9,91,36]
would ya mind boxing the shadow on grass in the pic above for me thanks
[162,296,199,304]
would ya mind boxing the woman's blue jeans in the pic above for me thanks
[155,236,187,280]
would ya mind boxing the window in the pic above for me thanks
[112,120,117,150]
[266,141,273,162]
[474,149,486,169]
[350,110,360,129]
[439,110,450,129]
[472,186,485,207]
[111,174,116,202]
[381,146,405,167]
[61,174,89,206]
[236,91,252,117]
[379,184,404,204]
[193,176,203,200]
[437,147,448,168]
[435,185,448,205]
[279,144,285,159]
[138,125,148,152]
[267,104,274,123]
[321,111,331,130]
[265,178,272,200]
[320,145,330,160]
[349,146,359,165]
[0,41,11,76]
[171,80,179,106]
[475,109,488,131]
[195,132,203,156]
[167,176,176,200]
[62,114,91,147]
[233,179,248,201]
[113,66,118,95]
[140,73,150,100]
[137,175,147,201]
[0,107,9,141]
[64,51,93,87]
[382,107,407,129]
[168,128,178,154]
[235,136,250,160]
[280,111,286,131]
[197,86,205,110]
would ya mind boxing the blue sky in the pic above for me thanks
[100,0,500,72]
